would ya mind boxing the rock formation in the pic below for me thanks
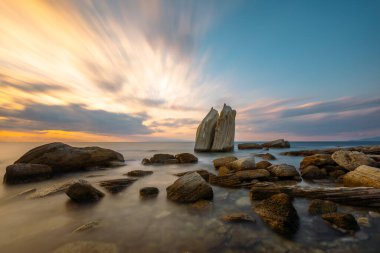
[194,104,236,152]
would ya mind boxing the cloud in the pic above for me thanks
[149,118,199,128]
[0,103,151,135]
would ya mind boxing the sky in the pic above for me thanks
[0,0,379,142]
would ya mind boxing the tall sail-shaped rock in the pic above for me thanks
[194,108,219,152]
[211,104,236,152]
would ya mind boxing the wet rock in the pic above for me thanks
[140,187,159,198]
[321,213,360,232]
[238,143,262,150]
[175,153,198,163]
[163,159,179,164]
[208,174,242,187]
[262,139,290,149]
[166,172,213,203]
[253,193,299,235]
[343,165,380,188]
[300,154,337,169]
[125,170,153,177]
[174,169,210,181]
[332,150,376,171]
[73,221,100,232]
[191,199,213,210]
[255,161,272,170]
[211,104,236,152]
[28,180,76,199]
[14,142,124,173]
[308,199,338,215]
[213,156,237,169]
[222,212,255,223]
[254,153,276,160]
[194,107,219,152]
[141,158,151,165]
[149,154,175,164]
[99,178,137,194]
[66,180,105,202]
[236,169,270,180]
[53,241,118,253]
[218,166,231,176]
[267,164,299,178]
[226,157,256,171]
[301,165,327,179]
[3,163,53,184]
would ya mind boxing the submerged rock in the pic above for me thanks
[174,169,210,181]
[236,169,270,180]
[140,187,159,198]
[14,142,124,173]
[226,157,256,171]
[222,212,255,223]
[3,163,52,184]
[73,221,100,233]
[99,178,137,194]
[149,154,175,164]
[343,165,380,188]
[143,153,198,164]
[238,143,262,150]
[254,153,276,160]
[332,150,376,171]
[166,172,213,203]
[213,156,237,169]
[175,153,198,163]
[308,199,338,215]
[322,213,360,232]
[125,170,153,177]
[28,180,76,199]
[53,241,118,253]
[194,107,219,152]
[211,104,236,152]
[262,139,290,149]
[66,180,105,202]
[253,193,299,235]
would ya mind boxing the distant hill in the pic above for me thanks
[352,136,380,141]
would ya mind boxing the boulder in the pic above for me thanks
[140,187,159,198]
[218,166,231,176]
[141,158,151,165]
[300,154,337,169]
[301,165,327,179]
[253,193,299,235]
[65,180,105,202]
[163,159,179,164]
[3,163,53,184]
[166,172,213,203]
[125,170,153,177]
[343,165,380,188]
[208,174,242,187]
[194,107,219,152]
[268,164,299,178]
[222,212,256,223]
[308,199,338,215]
[149,154,175,164]
[175,153,198,163]
[238,143,262,150]
[211,104,236,152]
[174,169,210,181]
[256,161,272,170]
[261,139,290,149]
[14,142,124,173]
[236,169,270,181]
[254,153,276,160]
[99,178,137,194]
[332,150,376,171]
[226,157,256,171]
[321,213,360,231]
[213,156,237,169]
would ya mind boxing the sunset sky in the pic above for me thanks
[0,0,379,142]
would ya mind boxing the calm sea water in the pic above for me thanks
[0,141,379,253]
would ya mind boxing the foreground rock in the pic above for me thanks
[53,241,118,253]
[226,157,256,171]
[125,170,153,177]
[166,172,213,203]
[321,213,360,232]
[142,153,198,165]
[222,212,255,223]
[267,164,299,178]
[140,187,159,198]
[14,142,124,173]
[213,156,237,169]
[3,163,52,184]
[332,150,376,171]
[211,104,236,152]
[99,178,137,194]
[343,165,380,188]
[194,107,219,152]
[253,193,299,235]
[308,199,338,215]
[238,143,262,150]
[236,169,270,181]
[66,180,105,202]
[300,154,347,180]
[262,139,290,149]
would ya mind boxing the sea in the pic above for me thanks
[0,141,379,253]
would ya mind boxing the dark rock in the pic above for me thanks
[281,145,380,157]
[222,212,256,223]
[149,154,175,164]
[226,157,256,171]
[308,199,338,215]
[261,139,290,149]
[321,213,360,231]
[99,178,137,194]
[267,164,299,178]
[191,200,213,210]
[166,172,213,203]
[174,169,210,181]
[14,142,124,173]
[253,193,299,235]
[343,165,380,188]
[4,163,52,184]
[329,169,346,178]
[125,170,153,177]
[256,161,272,170]
[163,159,179,164]
[301,165,327,179]
[66,180,105,202]
[254,153,276,160]
[236,169,270,181]
[141,158,151,165]
[140,187,159,198]
[175,153,198,163]
[238,143,262,150]
[213,156,237,169]
[194,107,219,152]
[300,154,337,169]
[332,150,376,171]
[209,174,242,187]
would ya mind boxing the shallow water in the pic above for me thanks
[0,142,380,253]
